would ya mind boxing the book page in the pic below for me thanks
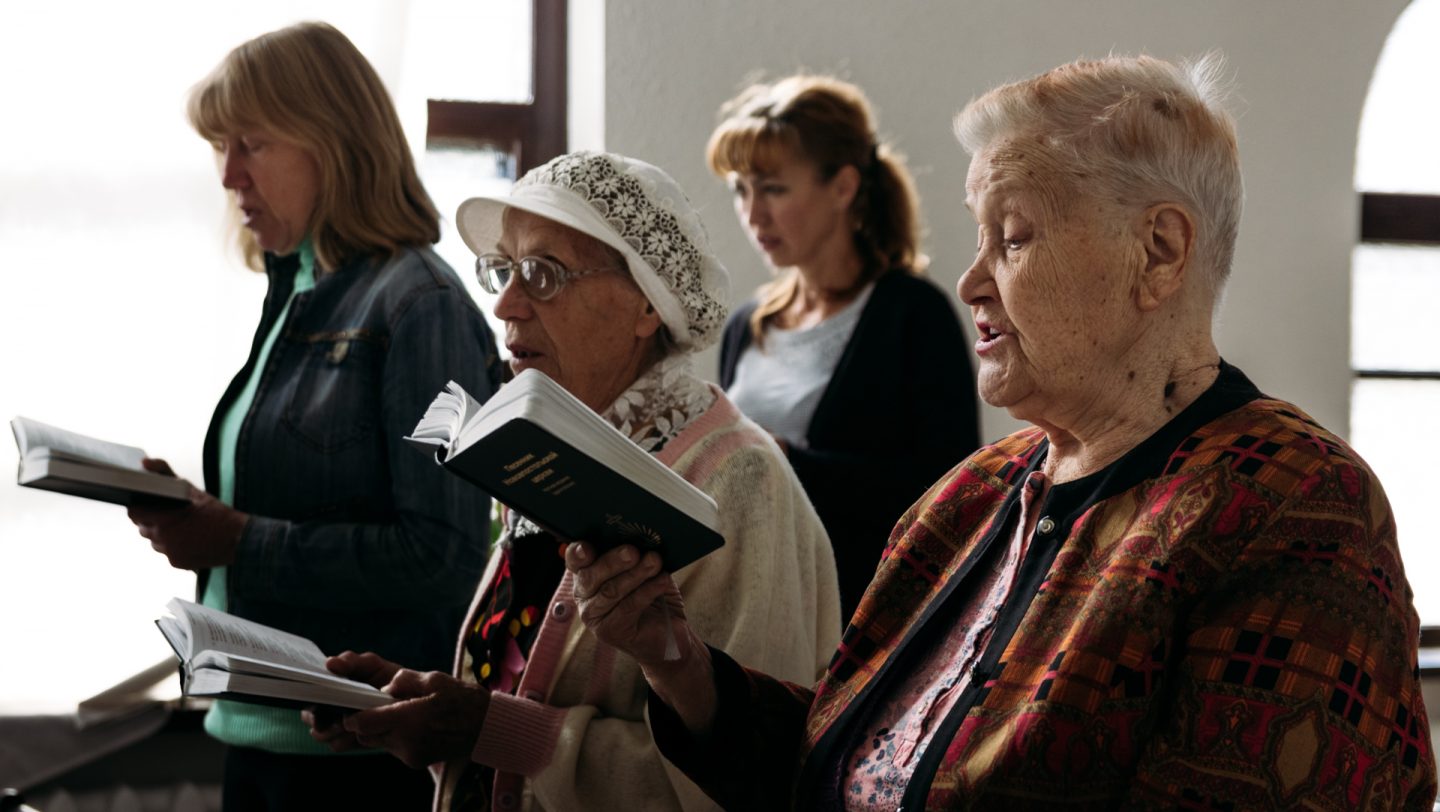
[165,598,328,675]
[11,416,147,471]
[405,381,482,451]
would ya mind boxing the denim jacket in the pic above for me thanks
[199,245,504,672]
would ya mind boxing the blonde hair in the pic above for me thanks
[707,75,924,345]
[954,53,1243,289]
[187,21,439,272]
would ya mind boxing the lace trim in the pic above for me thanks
[517,152,727,348]
[602,353,715,453]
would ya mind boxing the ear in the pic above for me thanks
[830,164,861,213]
[633,299,664,340]
[1135,203,1195,311]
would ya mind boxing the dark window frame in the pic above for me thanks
[1356,192,1440,382]
[425,0,566,176]
[1359,191,1440,653]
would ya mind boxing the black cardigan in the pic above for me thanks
[719,271,981,620]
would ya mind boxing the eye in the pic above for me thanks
[761,183,787,195]
[1003,237,1026,251]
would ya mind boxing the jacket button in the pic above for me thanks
[1036,516,1056,535]
[496,791,517,809]
[552,601,572,622]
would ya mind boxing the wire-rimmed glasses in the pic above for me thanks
[475,253,623,301]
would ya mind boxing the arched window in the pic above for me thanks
[1353,0,1440,625]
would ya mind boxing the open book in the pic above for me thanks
[406,369,724,571]
[10,416,190,506]
[156,597,393,710]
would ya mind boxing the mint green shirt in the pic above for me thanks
[204,241,334,754]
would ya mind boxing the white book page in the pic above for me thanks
[165,598,327,675]
[11,416,147,471]
[191,651,381,691]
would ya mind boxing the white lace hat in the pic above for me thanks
[456,151,730,351]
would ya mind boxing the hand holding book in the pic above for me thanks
[127,459,247,571]
[11,416,191,505]
[564,541,718,734]
[157,598,395,710]
[305,652,490,768]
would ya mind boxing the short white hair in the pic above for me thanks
[955,53,1243,290]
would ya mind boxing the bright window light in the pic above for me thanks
[0,1,526,712]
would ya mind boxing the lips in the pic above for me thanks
[507,342,546,371]
[755,235,781,252]
[974,319,1010,355]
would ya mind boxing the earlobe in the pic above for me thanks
[1136,204,1195,311]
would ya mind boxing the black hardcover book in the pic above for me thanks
[408,370,724,572]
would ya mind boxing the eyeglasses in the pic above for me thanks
[475,254,622,301]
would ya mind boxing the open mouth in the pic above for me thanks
[975,321,1008,354]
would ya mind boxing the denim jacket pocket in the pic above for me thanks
[281,328,386,453]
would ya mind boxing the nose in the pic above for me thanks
[492,271,533,321]
[957,248,993,307]
[745,195,767,229]
[220,148,249,191]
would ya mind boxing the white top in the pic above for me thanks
[727,283,874,447]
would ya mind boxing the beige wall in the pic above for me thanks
[594,0,1406,443]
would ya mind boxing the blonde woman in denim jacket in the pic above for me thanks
[126,23,503,810]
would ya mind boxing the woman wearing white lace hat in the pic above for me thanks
[304,150,842,812]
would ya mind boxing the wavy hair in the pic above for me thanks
[954,53,1243,292]
[187,21,439,272]
[707,75,924,345]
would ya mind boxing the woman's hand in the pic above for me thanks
[565,542,718,734]
[325,650,405,688]
[304,651,408,753]
[349,671,489,768]
[306,651,489,767]
[127,458,248,571]
[566,543,684,667]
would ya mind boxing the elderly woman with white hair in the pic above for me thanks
[565,56,1436,809]
[305,151,841,812]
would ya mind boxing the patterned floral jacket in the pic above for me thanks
[653,363,1436,810]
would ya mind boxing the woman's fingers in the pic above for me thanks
[574,550,661,621]
[566,541,641,584]
[141,457,176,477]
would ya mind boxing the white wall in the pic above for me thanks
[600,0,1405,443]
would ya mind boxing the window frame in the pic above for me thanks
[1357,191,1440,651]
[424,0,566,175]
[1356,192,1440,382]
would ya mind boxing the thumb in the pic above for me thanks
[384,668,426,698]
[142,458,177,477]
